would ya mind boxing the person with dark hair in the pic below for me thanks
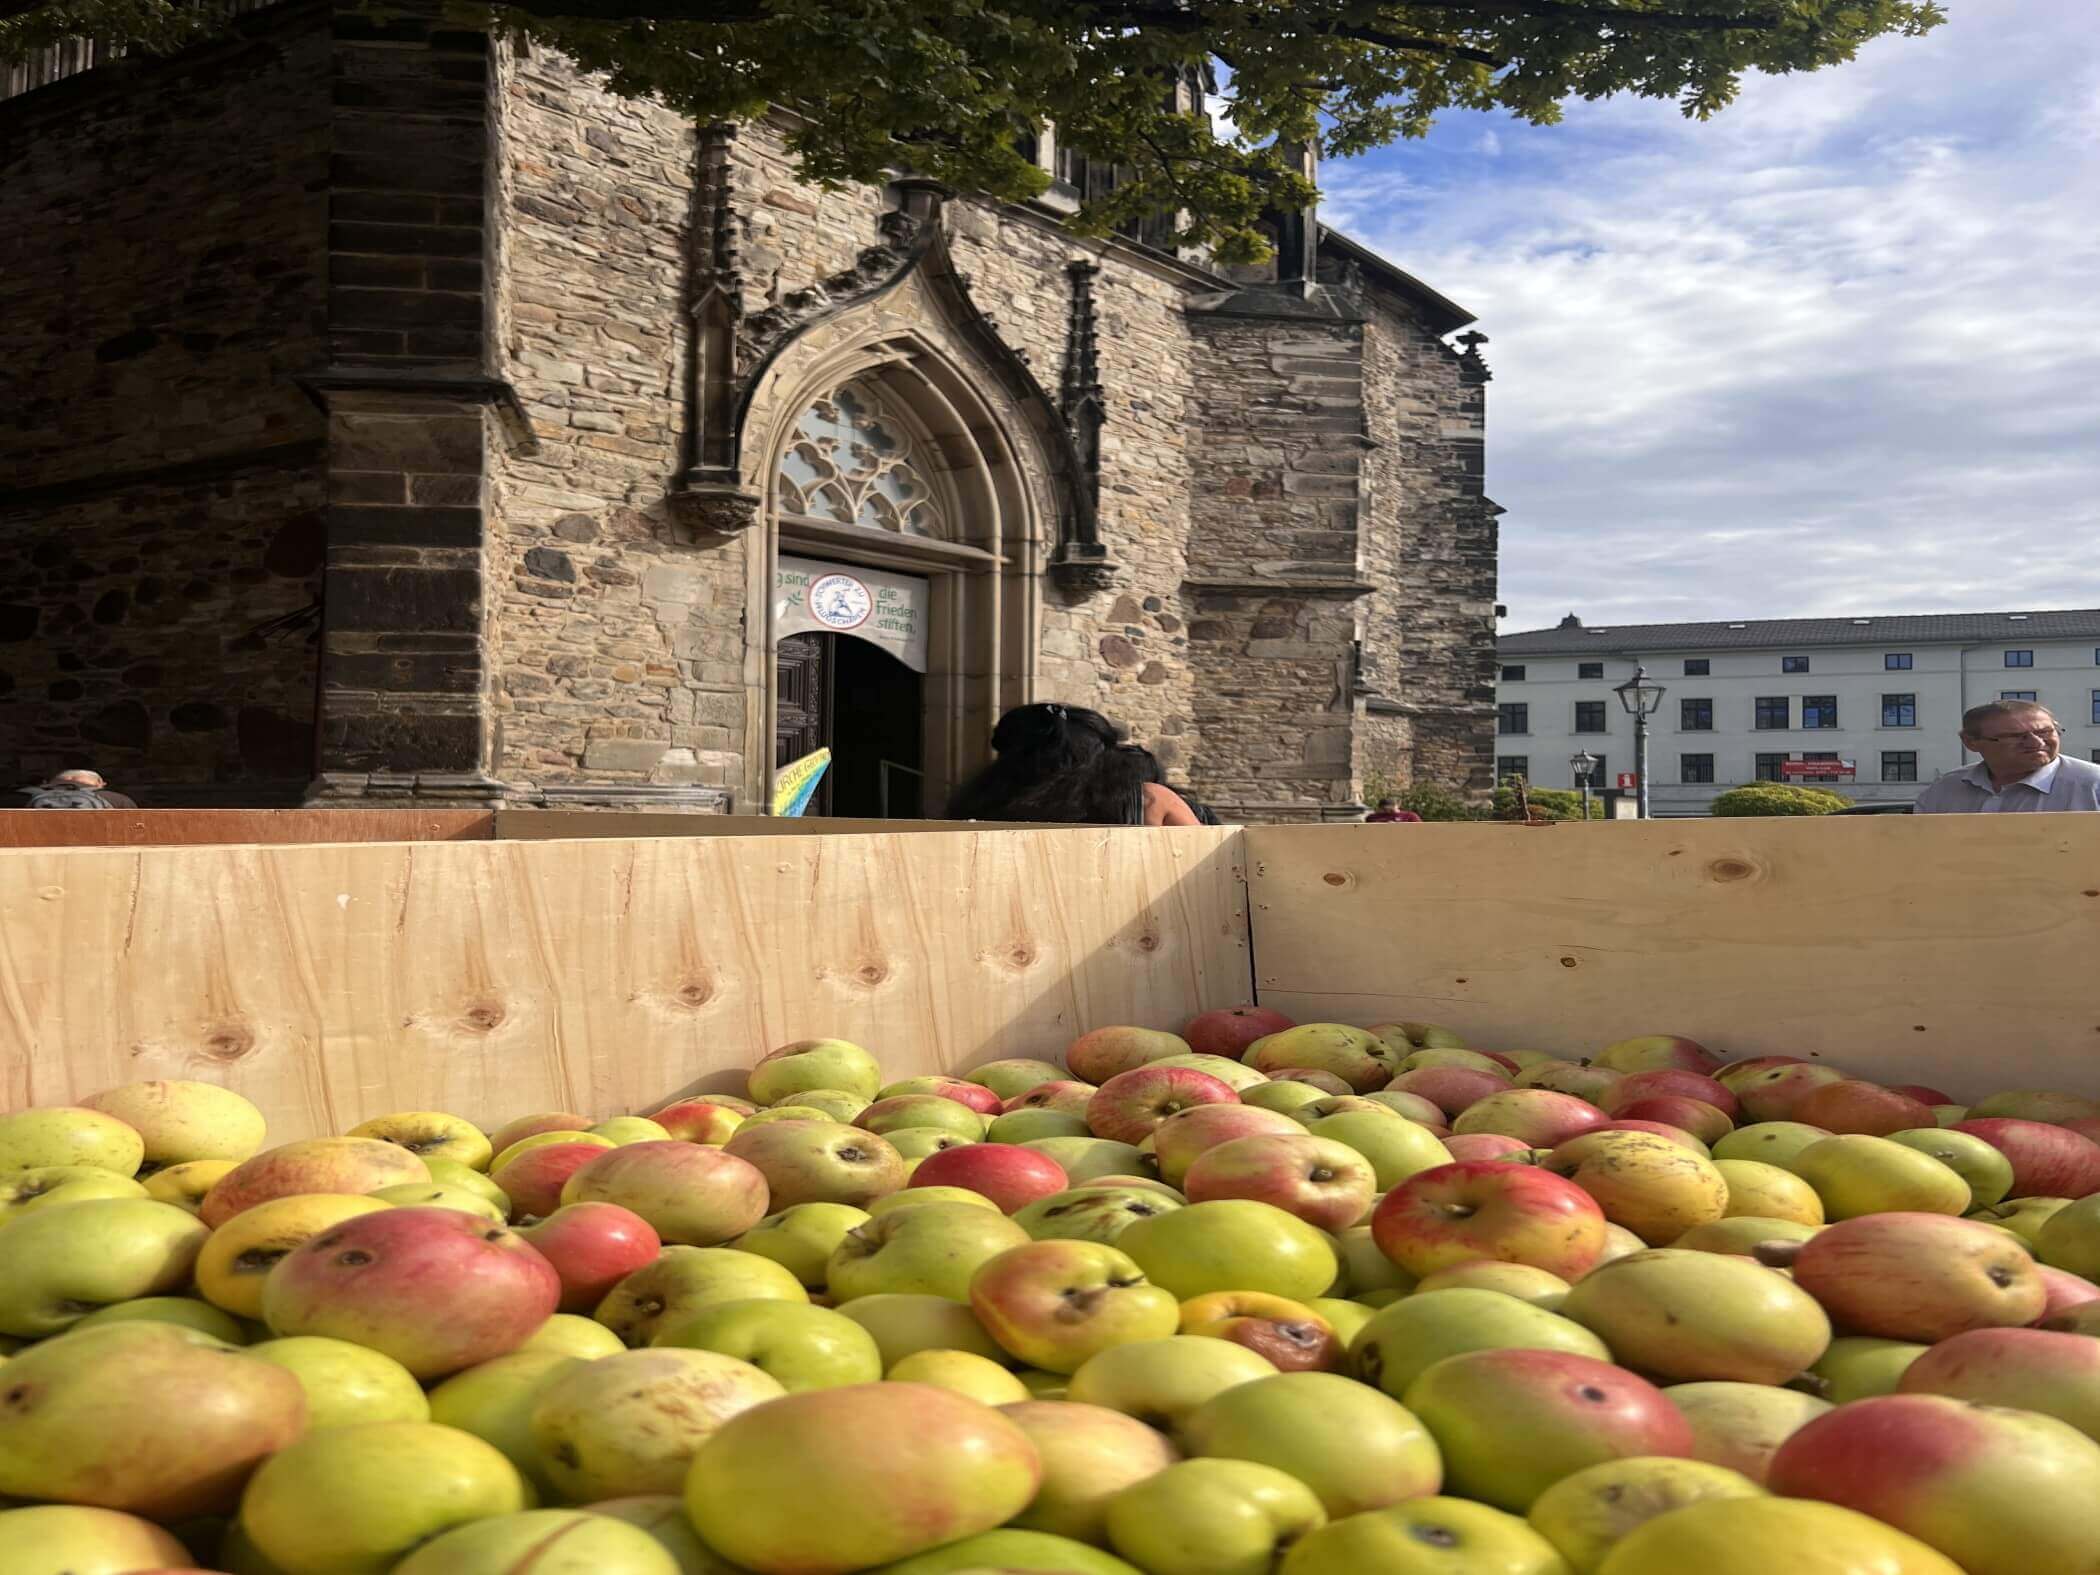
[947,704,1205,826]
[1365,797,1423,823]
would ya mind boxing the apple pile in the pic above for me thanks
[5,1019,2100,1575]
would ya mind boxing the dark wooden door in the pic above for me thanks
[775,632,832,814]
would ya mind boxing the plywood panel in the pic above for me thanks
[0,810,494,848]
[1245,817,2100,1100]
[490,811,1047,841]
[0,827,1248,1139]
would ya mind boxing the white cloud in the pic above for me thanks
[1323,0,2100,632]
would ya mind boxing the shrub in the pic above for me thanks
[1492,780,1603,821]
[1388,782,1487,822]
[1710,783,1852,817]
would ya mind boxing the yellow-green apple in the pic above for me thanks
[1562,1249,1829,1385]
[999,1398,1182,1543]
[1545,1132,1728,1246]
[1662,1380,1829,1482]
[0,1505,195,1573]
[493,1141,618,1220]
[887,1130,973,1166]
[1067,1026,1193,1084]
[1334,1223,1414,1298]
[529,1346,784,1498]
[0,1163,147,1221]
[656,1297,883,1390]
[1182,1368,1441,1514]
[1150,1053,1271,1093]
[488,1112,595,1154]
[1881,1128,2010,1209]
[887,1347,1031,1403]
[426,1348,578,1494]
[200,1138,430,1228]
[1807,1335,1929,1403]
[1086,1065,1240,1145]
[1714,1055,1809,1091]
[1372,1159,1608,1280]
[877,1075,1006,1115]
[749,1105,840,1129]
[524,1312,627,1357]
[1364,1089,1451,1125]
[1268,1067,1354,1096]
[142,1156,239,1213]
[989,1109,1093,1143]
[516,1201,662,1311]
[1307,1295,1376,1345]
[594,1245,806,1345]
[262,1208,561,1379]
[1297,1094,1402,1123]
[0,1196,210,1337]
[856,1096,987,1142]
[832,1291,1010,1367]
[590,1116,675,1145]
[1178,1290,1344,1371]
[80,1079,266,1167]
[586,1494,741,1574]
[1603,1071,1739,1121]
[905,1143,1069,1214]
[1368,1021,1469,1052]
[772,1089,866,1124]
[0,1320,304,1516]
[240,1420,528,1573]
[402,1156,509,1206]
[748,1038,884,1104]
[1673,1217,1818,1256]
[1244,1025,1395,1093]
[0,1107,146,1178]
[2038,1192,2100,1282]
[1782,1212,2045,1341]
[1791,1081,1933,1138]
[1594,1035,1721,1076]
[1768,1393,2100,1575]
[730,1200,868,1291]
[868,1185,995,1217]
[1972,1089,2100,1124]
[1066,1335,1276,1430]
[1414,1261,1570,1307]
[1117,1198,1337,1302]
[1711,1159,1824,1225]
[1732,1064,1847,1124]
[649,1100,746,1145]
[1594,1120,1710,1154]
[1018,1136,1154,1185]
[827,1200,1030,1303]
[1279,1496,1566,1575]
[491,1129,617,1173]
[196,1192,394,1318]
[1519,1062,1625,1103]
[1398,1048,1514,1077]
[348,1111,493,1170]
[1792,1134,1970,1219]
[559,1142,769,1246]
[1185,1005,1296,1060]
[1014,1185,1180,1244]
[1383,1066,1512,1119]
[1351,1287,1609,1399]
[969,1240,1180,1372]
[1898,1326,2100,1440]
[369,1181,505,1222]
[1454,1089,1611,1149]
[1006,1081,1098,1116]
[1077,1172,1184,1200]
[1103,1458,1325,1575]
[1596,1222,1647,1266]
[1241,1081,1330,1117]
[1440,1132,1535,1163]
[246,1334,430,1427]
[1610,1099,1733,1148]
[392,1508,684,1575]
[1969,1194,2073,1246]
[1708,1121,1832,1172]
[1303,1111,1450,1191]
[1403,1348,1695,1511]
[967,1058,1072,1101]
[860,1528,1143,1572]
[1528,1456,1762,1574]
[1954,1116,2100,1199]
[70,1293,247,1342]
[1598,1496,1963,1575]
[718,1119,900,1210]
[686,1383,1041,1570]
[1182,1133,1375,1233]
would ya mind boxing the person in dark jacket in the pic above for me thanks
[19,769,135,809]
[947,704,1203,826]
[1365,798,1424,823]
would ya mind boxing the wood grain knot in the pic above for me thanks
[1006,945,1038,969]
[459,1002,507,1034]
[1322,871,1351,888]
[1560,956,1580,968]
[199,1023,256,1062]
[1707,858,1759,883]
[676,980,715,1009]
[1135,933,1161,953]
[855,963,889,986]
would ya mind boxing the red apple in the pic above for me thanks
[651,1101,747,1145]
[200,1139,432,1228]
[492,1141,616,1220]
[1734,1064,1847,1124]
[1593,1120,1709,1153]
[1181,1134,1378,1232]
[1794,1081,1935,1138]
[1149,1103,1306,1188]
[1450,1089,1610,1149]
[1605,1071,1740,1121]
[1372,1160,1608,1280]
[1442,1133,1534,1162]
[560,1141,770,1246]
[1183,1005,1295,1060]
[1086,1065,1239,1145]
[518,1202,663,1313]
[1607,1097,1733,1147]
[261,1207,560,1379]
[1714,1056,1808,1091]
[1899,1325,2100,1432]
[1066,1026,1191,1085]
[2034,1265,2100,1322]
[1595,1036,1723,1076]
[1888,1084,1955,1107]
[1006,1081,1098,1116]
[1476,1051,1522,1074]
[907,1144,1069,1214]
[882,1077,1004,1116]
[1953,1119,2100,1199]
[2061,1117,2100,1146]
[1782,1212,2046,1342]
[1383,1067,1512,1120]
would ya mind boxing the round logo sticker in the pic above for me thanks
[807,573,873,631]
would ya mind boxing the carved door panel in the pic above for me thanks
[775,632,832,814]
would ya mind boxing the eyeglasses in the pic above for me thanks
[1973,727,2059,743]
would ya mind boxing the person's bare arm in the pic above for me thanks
[1142,782,1204,827]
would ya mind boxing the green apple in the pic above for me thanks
[1970,1196,2074,1248]
[586,1494,745,1574]
[140,1157,239,1213]
[833,1292,1011,1368]
[1067,1335,1276,1431]
[1886,1129,2015,1209]
[1934,1104,1970,1127]
[1000,1398,1184,1543]
[590,1116,674,1146]
[827,1201,1029,1303]
[969,1240,1181,1373]
[0,1505,193,1575]
[1151,1053,1273,1092]
[0,1164,147,1221]
[989,1109,1094,1144]
[423,1156,511,1215]
[1673,1217,1820,1256]
[888,1348,1032,1404]
[368,1181,506,1222]
[1118,1200,1338,1302]
[427,1349,579,1496]
[1105,1458,1326,1575]
[738,1105,837,1128]
[1306,1297,1377,1346]
[1793,1135,1970,1219]
[1334,1225,1414,1299]
[656,1298,883,1390]
[523,1314,627,1359]
[1351,1288,1609,1400]
[1245,1024,1393,1091]
[1180,1370,1440,1516]
[393,1508,682,1574]
[867,1186,998,1217]
[1709,1122,1833,1173]
[857,1097,987,1142]
[0,1107,145,1176]
[723,1122,906,1211]
[748,1038,885,1104]
[529,1347,785,1499]
[967,1059,1073,1101]
[1663,1381,1832,1483]
[2038,1193,2100,1280]
[1025,1136,1150,1183]
[1413,1261,1571,1309]
[884,1127,975,1161]
[1015,1186,1181,1244]
[1280,1496,1568,1574]
[1809,1336,1930,1404]
[240,1420,529,1573]
[1562,1249,1831,1386]
[595,1245,807,1346]
[1528,1457,1762,1573]
[247,1335,431,1427]
[1242,1082,1330,1117]
[0,1197,209,1337]
[732,1201,872,1291]
[869,1528,1145,1573]
[71,1294,247,1343]
[348,1111,495,1171]
[1303,1112,1451,1190]
[1596,1496,1964,1575]
[779,1089,872,1123]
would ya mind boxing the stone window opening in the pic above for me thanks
[775,382,949,540]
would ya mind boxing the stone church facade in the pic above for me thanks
[1,1,1500,819]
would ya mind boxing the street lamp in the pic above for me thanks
[1613,664,1666,820]
[1570,750,1598,821]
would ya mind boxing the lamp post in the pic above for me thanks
[1570,750,1598,821]
[1613,664,1665,820]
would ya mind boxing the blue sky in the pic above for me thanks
[1314,0,2100,633]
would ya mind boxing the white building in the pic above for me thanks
[1495,610,2100,813]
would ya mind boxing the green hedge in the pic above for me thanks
[1710,783,1852,817]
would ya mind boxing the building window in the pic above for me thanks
[2092,690,2100,725]
[1802,696,1838,729]
[1680,698,1713,731]
[1497,756,1529,783]
[2006,650,2034,668]
[1882,752,1918,782]
[1681,754,1715,784]
[1573,701,1607,733]
[776,383,947,537]
[1498,703,1528,735]
[1755,753,1788,781]
[1684,659,1709,676]
[2001,690,2037,703]
[1578,662,1604,680]
[1886,652,1913,670]
[1881,693,1916,728]
[1782,655,1810,673]
[1585,755,1608,789]
[1755,697,1790,730]
[1501,665,1526,681]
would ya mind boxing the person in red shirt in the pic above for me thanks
[1365,798,1423,823]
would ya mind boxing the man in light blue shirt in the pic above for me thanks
[1915,702,2100,813]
